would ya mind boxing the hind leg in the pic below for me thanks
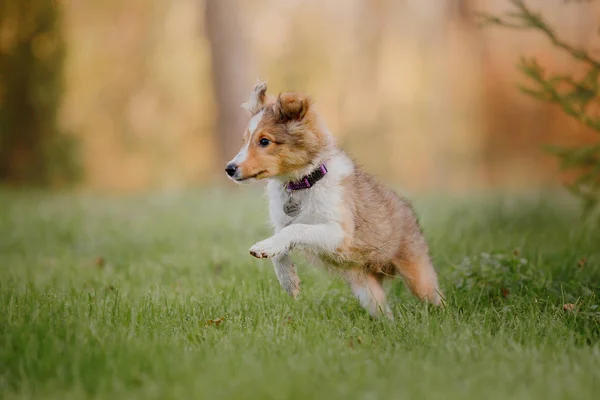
[393,253,444,306]
[347,270,393,319]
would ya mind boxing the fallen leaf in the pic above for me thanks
[95,257,105,268]
[206,317,226,326]
[563,303,577,312]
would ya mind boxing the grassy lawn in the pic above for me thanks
[0,187,599,399]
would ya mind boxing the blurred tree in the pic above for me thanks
[0,0,77,186]
[204,0,250,167]
[340,0,388,177]
[480,0,600,217]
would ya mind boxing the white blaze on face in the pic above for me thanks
[248,110,264,136]
[231,110,264,164]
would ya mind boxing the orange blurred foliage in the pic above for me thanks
[55,0,600,192]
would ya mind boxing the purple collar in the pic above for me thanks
[285,164,328,192]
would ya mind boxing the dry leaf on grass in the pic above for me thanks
[95,257,105,268]
[206,317,226,326]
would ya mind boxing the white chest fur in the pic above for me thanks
[248,151,355,294]
[266,151,354,232]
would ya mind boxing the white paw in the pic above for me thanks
[249,238,283,259]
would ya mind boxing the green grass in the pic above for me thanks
[0,187,599,399]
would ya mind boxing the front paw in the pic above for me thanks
[249,238,284,259]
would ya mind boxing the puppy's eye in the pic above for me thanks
[259,138,270,147]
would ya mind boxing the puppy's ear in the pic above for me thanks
[274,93,310,122]
[241,80,267,115]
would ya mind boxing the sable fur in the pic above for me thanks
[226,81,443,318]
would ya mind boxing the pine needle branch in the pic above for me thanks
[477,0,600,69]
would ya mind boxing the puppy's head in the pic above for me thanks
[225,81,328,183]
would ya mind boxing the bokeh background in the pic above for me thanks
[1,0,599,193]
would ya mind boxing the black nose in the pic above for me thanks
[225,163,237,177]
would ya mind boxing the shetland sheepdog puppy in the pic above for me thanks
[225,81,443,318]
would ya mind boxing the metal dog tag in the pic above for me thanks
[283,196,301,217]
